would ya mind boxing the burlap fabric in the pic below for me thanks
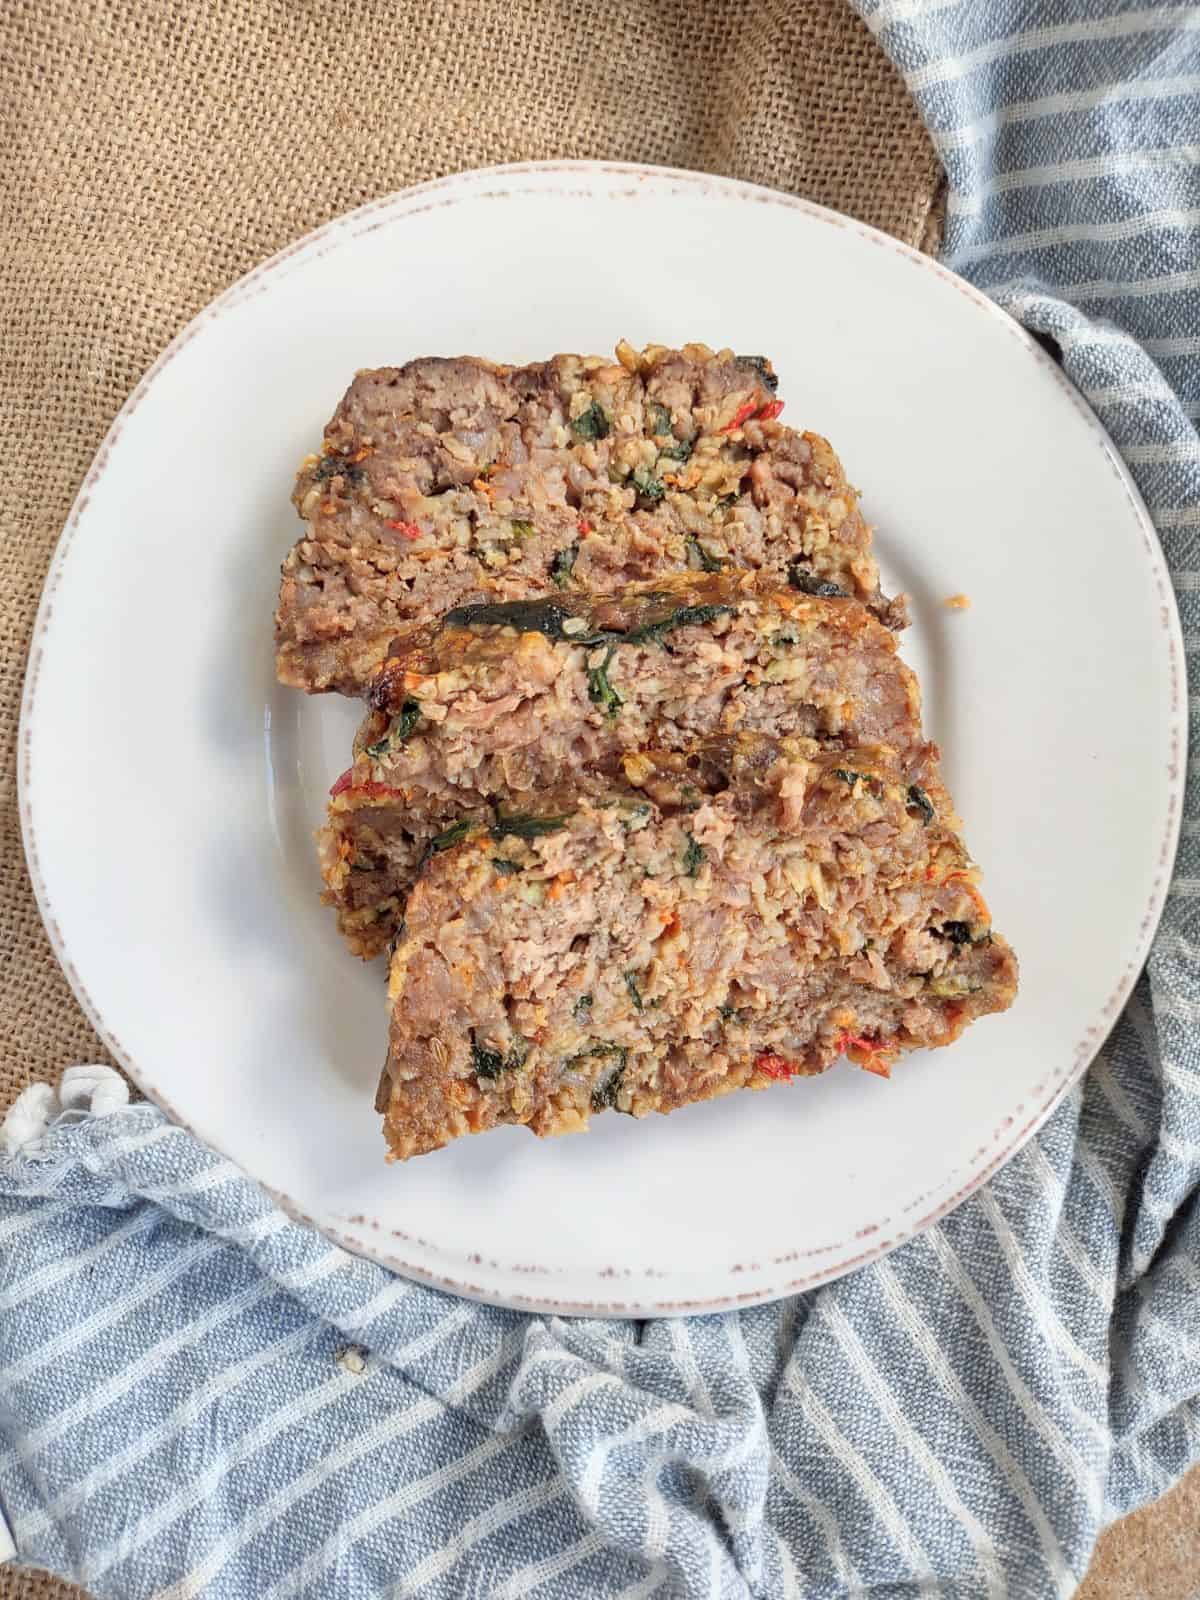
[0,2,1180,1597]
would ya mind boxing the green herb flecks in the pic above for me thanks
[394,700,423,741]
[471,1031,530,1079]
[573,993,594,1021]
[571,401,610,441]
[566,1041,626,1067]
[660,437,693,463]
[313,453,365,486]
[625,972,644,1012]
[906,785,936,825]
[442,591,731,699]
[443,597,577,639]
[683,832,704,877]
[427,818,475,855]
[788,562,847,599]
[831,768,884,799]
[771,630,798,648]
[934,920,991,949]
[717,1003,741,1023]
[624,603,734,648]
[648,404,692,462]
[364,699,422,760]
[550,542,579,587]
[590,1065,626,1111]
[631,468,666,504]
[738,355,779,393]
[470,1035,504,1079]
[587,646,623,718]
[687,535,723,573]
[564,1042,629,1112]
[491,857,523,875]
[490,814,573,841]
[509,519,535,539]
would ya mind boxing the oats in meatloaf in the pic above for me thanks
[275,341,902,696]
[320,573,935,958]
[376,737,1017,1160]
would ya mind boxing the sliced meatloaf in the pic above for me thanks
[276,341,902,696]
[320,574,935,957]
[376,737,1017,1160]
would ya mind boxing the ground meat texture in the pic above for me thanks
[320,575,936,957]
[376,740,1017,1160]
[275,342,901,696]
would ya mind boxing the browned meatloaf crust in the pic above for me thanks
[377,737,1017,1160]
[320,574,935,958]
[276,342,904,696]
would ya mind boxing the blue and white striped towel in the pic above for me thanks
[3,4,1199,1595]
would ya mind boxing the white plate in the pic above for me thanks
[20,163,1184,1316]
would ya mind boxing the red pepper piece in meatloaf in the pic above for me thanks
[320,574,936,958]
[276,341,902,696]
[376,738,1017,1160]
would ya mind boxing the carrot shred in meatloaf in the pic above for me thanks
[319,573,936,958]
[375,737,1017,1160]
[274,341,904,697]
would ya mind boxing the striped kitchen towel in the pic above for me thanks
[3,4,1199,1596]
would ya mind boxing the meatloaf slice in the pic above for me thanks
[320,574,935,957]
[276,341,901,696]
[376,737,1017,1160]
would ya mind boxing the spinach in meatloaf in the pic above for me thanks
[293,345,1017,1171]
[376,737,1017,1160]
[275,341,906,698]
[320,573,937,960]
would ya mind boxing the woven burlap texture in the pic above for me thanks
[0,1,937,1597]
